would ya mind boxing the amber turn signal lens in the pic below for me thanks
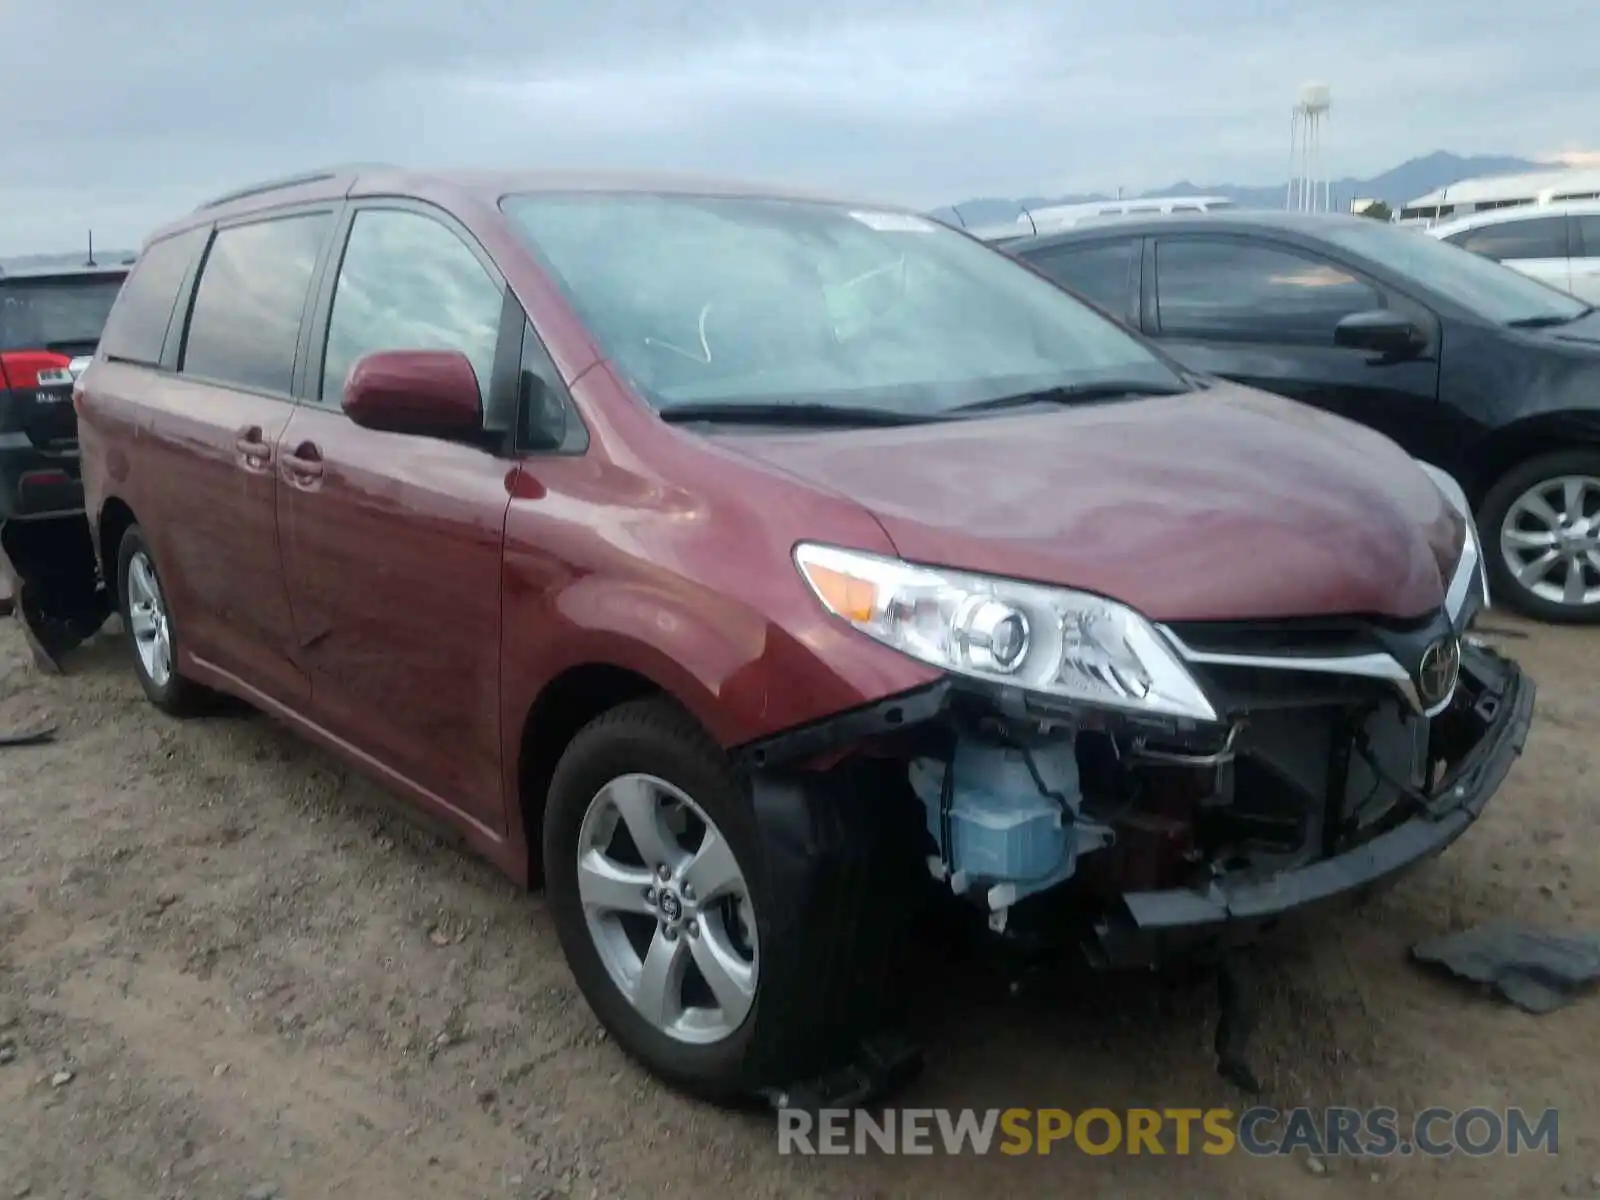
[801,563,879,623]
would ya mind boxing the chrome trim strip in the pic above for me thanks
[1157,626,1455,718]
[1159,628,1410,682]
[1444,527,1485,621]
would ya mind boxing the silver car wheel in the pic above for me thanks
[575,773,758,1045]
[125,549,173,687]
[1500,474,1600,609]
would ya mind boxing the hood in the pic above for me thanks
[709,384,1463,623]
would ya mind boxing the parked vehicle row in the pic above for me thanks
[1003,210,1600,623]
[66,166,1534,1105]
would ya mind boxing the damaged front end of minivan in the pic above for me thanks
[733,510,1532,983]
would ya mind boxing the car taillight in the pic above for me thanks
[0,350,72,389]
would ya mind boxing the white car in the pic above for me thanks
[1428,201,1600,304]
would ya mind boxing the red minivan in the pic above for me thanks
[77,166,1532,1103]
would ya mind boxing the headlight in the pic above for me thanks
[1416,460,1491,610]
[793,542,1218,723]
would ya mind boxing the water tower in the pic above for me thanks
[1287,82,1331,212]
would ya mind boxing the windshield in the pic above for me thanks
[1316,220,1589,325]
[501,192,1184,417]
[0,274,125,353]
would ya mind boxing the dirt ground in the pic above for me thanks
[0,611,1596,1200]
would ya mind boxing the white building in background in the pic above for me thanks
[1397,165,1600,226]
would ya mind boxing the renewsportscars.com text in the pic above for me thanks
[777,1106,1560,1157]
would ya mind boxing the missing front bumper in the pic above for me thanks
[734,641,1534,969]
[1089,641,1533,967]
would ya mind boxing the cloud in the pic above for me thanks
[1546,149,1600,168]
[3,0,1598,252]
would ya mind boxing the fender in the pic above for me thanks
[500,564,937,753]
[508,577,772,749]
[1461,409,1600,503]
[496,563,939,869]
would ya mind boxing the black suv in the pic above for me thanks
[1,259,129,520]
[1,257,130,664]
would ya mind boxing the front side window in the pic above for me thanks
[320,209,503,405]
[1154,239,1381,343]
[501,192,1184,418]
[182,213,333,394]
[1449,217,1569,262]
[1316,219,1588,325]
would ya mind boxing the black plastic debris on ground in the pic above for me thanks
[1411,922,1600,1014]
[0,720,57,749]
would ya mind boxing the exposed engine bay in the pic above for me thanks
[909,676,1454,939]
[737,607,1531,973]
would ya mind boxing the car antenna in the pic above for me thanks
[85,229,96,268]
[1018,204,1038,236]
[948,204,969,229]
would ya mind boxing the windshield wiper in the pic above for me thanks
[946,380,1191,415]
[656,401,941,427]
[1507,305,1595,328]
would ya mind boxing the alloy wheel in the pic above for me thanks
[126,549,173,687]
[575,773,758,1045]
[1499,474,1600,609]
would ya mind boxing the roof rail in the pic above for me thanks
[194,163,399,212]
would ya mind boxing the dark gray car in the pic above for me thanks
[1004,211,1600,623]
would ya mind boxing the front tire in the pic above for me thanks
[1478,450,1600,624]
[542,697,915,1103]
[115,525,215,715]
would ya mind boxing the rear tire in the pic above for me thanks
[1478,449,1600,624]
[115,525,216,715]
[541,697,918,1103]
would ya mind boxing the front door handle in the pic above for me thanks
[280,441,324,486]
[234,426,271,471]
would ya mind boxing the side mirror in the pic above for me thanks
[342,349,483,438]
[1334,309,1423,356]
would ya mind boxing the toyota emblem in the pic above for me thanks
[1417,636,1462,709]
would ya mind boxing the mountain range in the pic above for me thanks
[927,151,1547,227]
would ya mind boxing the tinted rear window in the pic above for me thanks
[1023,239,1138,316]
[181,213,333,394]
[0,272,125,353]
[98,228,207,366]
[1449,216,1570,261]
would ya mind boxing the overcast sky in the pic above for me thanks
[3,0,1597,254]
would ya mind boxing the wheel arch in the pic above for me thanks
[1461,412,1600,507]
[95,495,139,583]
[512,656,726,889]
